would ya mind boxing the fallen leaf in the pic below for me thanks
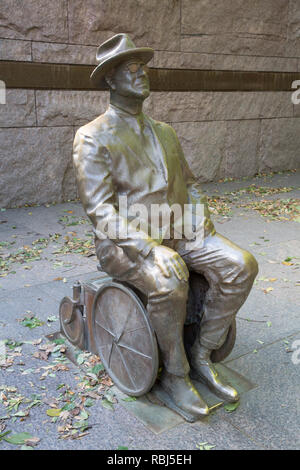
[4,432,35,445]
[224,402,240,413]
[262,287,273,294]
[46,408,62,417]
[101,399,114,411]
[70,407,81,417]
[0,430,11,441]
[196,442,216,450]
[47,315,57,323]
[12,410,29,418]
[101,376,113,387]
[33,351,50,361]
[24,437,40,447]
[59,411,71,421]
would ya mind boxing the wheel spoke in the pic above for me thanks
[95,320,115,337]
[122,326,147,334]
[115,308,132,342]
[115,345,136,388]
[107,342,114,367]
[95,295,116,334]
[93,285,155,393]
[117,342,152,359]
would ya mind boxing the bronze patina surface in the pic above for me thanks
[92,281,159,397]
[60,33,258,422]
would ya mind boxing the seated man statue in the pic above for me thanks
[73,34,258,421]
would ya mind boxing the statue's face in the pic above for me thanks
[109,59,150,100]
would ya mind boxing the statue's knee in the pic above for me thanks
[166,277,189,303]
[224,251,258,285]
[243,251,259,280]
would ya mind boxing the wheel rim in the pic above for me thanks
[92,282,158,396]
[59,297,84,346]
[210,319,236,363]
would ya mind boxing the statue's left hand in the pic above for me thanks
[147,245,189,282]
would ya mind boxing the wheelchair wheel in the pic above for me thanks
[92,281,159,397]
[210,319,236,363]
[59,297,85,348]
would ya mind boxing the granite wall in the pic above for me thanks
[1,0,300,207]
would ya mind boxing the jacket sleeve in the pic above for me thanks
[171,127,215,236]
[73,130,159,260]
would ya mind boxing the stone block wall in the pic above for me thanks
[1,0,300,207]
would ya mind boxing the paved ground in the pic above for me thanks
[0,170,299,450]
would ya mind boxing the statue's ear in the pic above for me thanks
[105,71,116,91]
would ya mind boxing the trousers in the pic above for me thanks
[95,233,258,377]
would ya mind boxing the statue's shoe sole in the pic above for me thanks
[151,383,205,423]
[190,369,239,403]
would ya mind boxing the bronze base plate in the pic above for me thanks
[47,331,257,435]
[115,364,257,434]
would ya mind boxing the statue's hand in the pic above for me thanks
[148,245,189,282]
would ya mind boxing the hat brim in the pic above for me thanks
[90,47,154,88]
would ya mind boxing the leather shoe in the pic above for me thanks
[155,370,209,422]
[190,344,239,403]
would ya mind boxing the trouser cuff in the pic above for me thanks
[164,363,190,378]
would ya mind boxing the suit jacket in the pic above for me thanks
[73,104,214,261]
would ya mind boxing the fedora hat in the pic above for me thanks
[90,33,154,87]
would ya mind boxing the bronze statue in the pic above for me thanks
[73,34,258,421]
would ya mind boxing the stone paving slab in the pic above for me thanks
[222,332,300,450]
[218,216,300,254]
[0,343,261,450]
[228,291,300,360]
[0,350,261,451]
[0,287,60,342]
[0,259,95,293]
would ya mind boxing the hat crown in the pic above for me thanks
[96,34,138,66]
[90,33,153,86]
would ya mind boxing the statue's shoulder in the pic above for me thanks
[146,115,178,142]
[75,108,117,144]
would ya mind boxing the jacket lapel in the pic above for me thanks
[146,116,169,179]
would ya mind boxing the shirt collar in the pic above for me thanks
[110,104,145,131]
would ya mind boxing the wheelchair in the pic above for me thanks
[59,269,236,397]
